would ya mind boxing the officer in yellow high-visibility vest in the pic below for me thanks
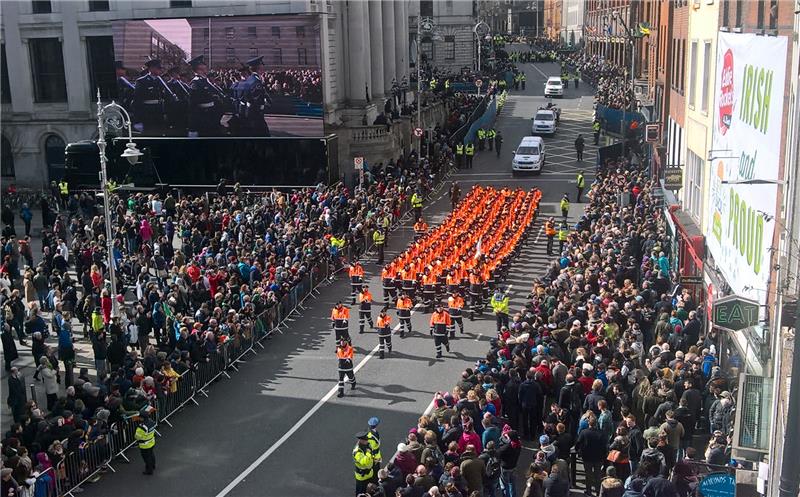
[487,129,496,152]
[134,410,157,475]
[490,287,510,332]
[477,128,486,151]
[465,142,475,169]
[558,220,569,254]
[520,72,526,90]
[411,191,423,220]
[366,417,382,478]
[444,79,451,91]
[560,193,570,220]
[58,179,69,208]
[429,78,437,91]
[372,228,385,264]
[576,170,585,203]
[353,431,375,495]
[455,143,464,169]
[593,119,602,144]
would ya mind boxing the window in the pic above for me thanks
[296,26,305,38]
[722,0,730,26]
[444,35,455,60]
[88,0,109,11]
[169,0,192,7]
[44,134,66,181]
[203,28,209,39]
[226,27,235,39]
[685,151,705,222]
[769,0,778,29]
[688,41,698,107]
[86,36,115,100]
[272,26,281,38]
[29,38,67,103]
[31,1,52,14]
[757,0,765,28]
[420,0,433,16]
[249,47,258,58]
[297,48,308,65]
[1,45,10,104]
[273,48,282,65]
[226,48,235,62]
[1,136,14,177]
[248,26,257,39]
[735,0,743,26]
[701,41,711,112]
[680,40,686,92]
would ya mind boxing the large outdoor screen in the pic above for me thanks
[111,14,323,138]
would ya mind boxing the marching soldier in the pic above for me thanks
[134,410,157,475]
[115,61,134,109]
[429,305,452,358]
[413,217,428,241]
[234,55,272,136]
[468,270,484,320]
[165,66,189,136]
[353,432,375,495]
[376,309,392,359]
[349,261,365,305]
[558,220,569,254]
[132,59,178,136]
[545,217,556,256]
[366,417,382,478]
[357,286,375,334]
[380,264,396,304]
[372,228,386,264]
[447,292,465,338]
[422,269,437,312]
[465,142,475,168]
[330,302,351,342]
[490,287,510,332]
[400,265,416,301]
[396,292,413,338]
[411,191,423,221]
[188,55,224,137]
[336,339,357,398]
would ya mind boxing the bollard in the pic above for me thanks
[29,383,37,404]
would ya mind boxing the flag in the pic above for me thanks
[638,22,651,36]
[474,239,482,260]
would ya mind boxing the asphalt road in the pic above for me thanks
[80,60,598,497]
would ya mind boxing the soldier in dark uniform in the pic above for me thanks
[165,66,190,136]
[187,55,224,137]
[233,56,271,136]
[115,61,134,108]
[132,59,178,136]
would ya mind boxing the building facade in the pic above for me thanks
[0,0,412,188]
[561,0,584,46]
[413,0,476,73]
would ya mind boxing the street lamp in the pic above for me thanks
[95,89,142,317]
[474,21,490,73]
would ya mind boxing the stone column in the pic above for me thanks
[368,0,385,101]
[394,0,408,84]
[347,1,369,104]
[381,1,396,95]
[61,1,90,113]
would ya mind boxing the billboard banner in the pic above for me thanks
[111,14,323,138]
[707,32,788,304]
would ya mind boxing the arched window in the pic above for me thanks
[1,135,14,177]
[44,134,66,181]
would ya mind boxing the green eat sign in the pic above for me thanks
[712,295,759,331]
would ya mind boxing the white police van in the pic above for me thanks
[511,136,545,175]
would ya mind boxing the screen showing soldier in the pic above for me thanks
[111,14,323,138]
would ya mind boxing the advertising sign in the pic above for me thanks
[707,32,788,305]
[698,473,735,497]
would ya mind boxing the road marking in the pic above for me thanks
[533,223,544,245]
[215,303,423,497]
[529,63,550,79]
[475,333,483,342]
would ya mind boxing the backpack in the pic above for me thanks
[484,455,501,480]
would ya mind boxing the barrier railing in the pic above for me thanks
[50,160,454,497]
[20,466,57,497]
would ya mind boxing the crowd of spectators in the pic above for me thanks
[0,90,487,495]
[560,53,636,111]
[211,68,323,104]
[367,165,735,497]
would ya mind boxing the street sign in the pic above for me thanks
[698,473,735,497]
[712,295,759,331]
[353,157,364,170]
[680,275,704,285]
[664,166,683,191]
[645,123,660,142]
[414,127,424,138]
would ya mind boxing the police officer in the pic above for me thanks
[353,431,375,495]
[490,287,510,332]
[349,261,364,305]
[357,285,375,334]
[132,59,178,136]
[188,55,224,137]
[115,61,134,109]
[465,142,475,168]
[455,142,464,169]
[430,305,452,358]
[487,128,496,151]
[234,55,272,136]
[576,170,585,203]
[331,302,351,342]
[560,193,570,220]
[366,417,382,479]
[477,128,486,151]
[411,191,423,221]
[372,228,385,264]
[545,217,556,256]
[396,292,413,338]
[336,339,356,398]
[521,72,527,90]
[574,133,585,162]
[558,220,569,254]
[495,131,503,158]
[134,410,157,475]
[592,119,601,145]
[57,179,69,208]
[447,292,465,338]
[376,309,392,359]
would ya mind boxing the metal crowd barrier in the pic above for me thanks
[20,466,57,497]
